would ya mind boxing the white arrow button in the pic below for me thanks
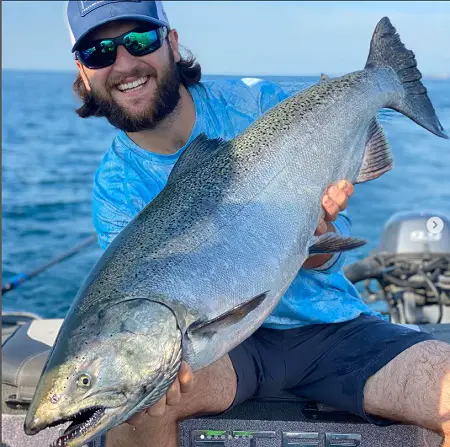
[426,217,444,234]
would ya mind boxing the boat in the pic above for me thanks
[2,210,449,446]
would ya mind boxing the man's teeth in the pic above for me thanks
[117,77,148,92]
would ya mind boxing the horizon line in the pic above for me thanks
[2,68,450,81]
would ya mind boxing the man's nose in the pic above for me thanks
[113,45,139,71]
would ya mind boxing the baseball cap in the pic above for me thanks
[67,0,170,52]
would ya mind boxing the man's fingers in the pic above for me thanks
[147,394,167,417]
[326,185,348,211]
[319,180,354,224]
[337,180,354,197]
[322,194,340,221]
[166,377,181,406]
[178,361,194,393]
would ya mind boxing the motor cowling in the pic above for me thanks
[378,211,450,256]
[344,211,450,324]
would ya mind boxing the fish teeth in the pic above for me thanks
[117,76,148,92]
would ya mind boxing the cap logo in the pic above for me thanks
[77,0,142,17]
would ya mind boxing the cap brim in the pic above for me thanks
[71,15,168,52]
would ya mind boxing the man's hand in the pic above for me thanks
[315,180,354,235]
[127,361,194,426]
[304,180,354,269]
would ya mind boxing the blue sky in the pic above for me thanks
[2,1,450,77]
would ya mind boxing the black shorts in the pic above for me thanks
[228,314,435,424]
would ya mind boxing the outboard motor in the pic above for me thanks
[345,211,450,324]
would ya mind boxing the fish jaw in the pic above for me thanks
[24,372,129,446]
[23,350,129,445]
[25,402,120,447]
[24,396,123,447]
[24,370,179,447]
[49,408,109,447]
[24,360,180,447]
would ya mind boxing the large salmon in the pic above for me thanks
[25,17,447,447]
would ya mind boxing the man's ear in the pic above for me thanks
[76,60,92,92]
[168,29,181,63]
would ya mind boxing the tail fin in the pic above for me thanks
[365,17,448,139]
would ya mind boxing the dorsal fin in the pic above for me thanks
[320,73,330,83]
[167,133,230,184]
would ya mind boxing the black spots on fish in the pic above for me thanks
[97,278,106,286]
[272,71,364,120]
[231,76,361,157]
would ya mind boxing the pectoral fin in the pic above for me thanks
[188,292,268,337]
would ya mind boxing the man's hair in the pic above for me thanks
[73,47,201,118]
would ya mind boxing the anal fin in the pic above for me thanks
[355,118,393,184]
[309,233,366,255]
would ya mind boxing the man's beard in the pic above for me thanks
[87,53,182,132]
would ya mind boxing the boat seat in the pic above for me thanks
[1,319,310,410]
[2,319,63,406]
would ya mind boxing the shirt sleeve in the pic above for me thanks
[92,158,134,251]
[312,210,352,274]
[257,80,290,115]
[240,78,290,116]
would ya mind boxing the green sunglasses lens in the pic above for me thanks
[99,40,115,54]
[78,41,116,68]
[77,28,163,68]
[124,29,159,55]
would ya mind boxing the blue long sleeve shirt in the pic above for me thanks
[92,77,380,329]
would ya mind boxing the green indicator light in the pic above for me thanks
[233,431,254,437]
[203,430,227,436]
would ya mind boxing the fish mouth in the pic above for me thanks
[48,406,106,447]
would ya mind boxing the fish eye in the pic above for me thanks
[76,373,92,388]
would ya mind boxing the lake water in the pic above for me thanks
[2,70,449,317]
